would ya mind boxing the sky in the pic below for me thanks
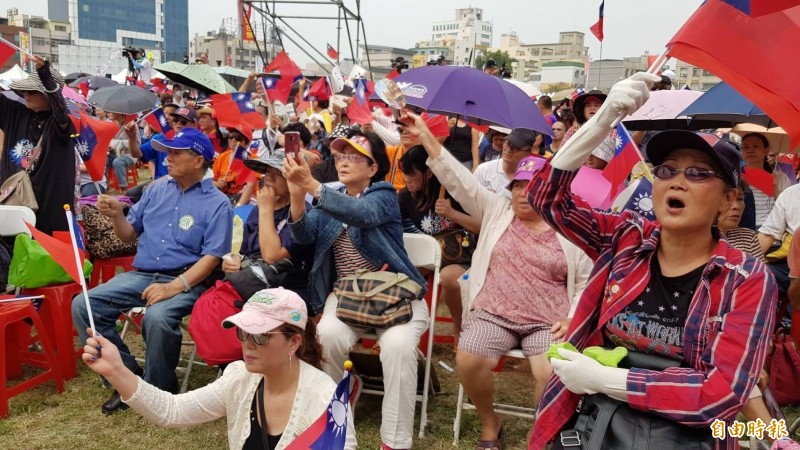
[0,0,701,68]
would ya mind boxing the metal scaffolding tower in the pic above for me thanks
[242,0,373,79]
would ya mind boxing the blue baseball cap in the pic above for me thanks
[151,128,215,163]
[646,130,742,188]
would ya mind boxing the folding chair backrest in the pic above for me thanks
[0,206,35,237]
[402,233,442,272]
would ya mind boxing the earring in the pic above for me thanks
[288,353,292,369]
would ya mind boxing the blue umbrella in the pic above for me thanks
[384,66,552,135]
[678,81,778,128]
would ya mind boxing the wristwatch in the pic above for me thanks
[312,184,323,200]
[178,274,191,293]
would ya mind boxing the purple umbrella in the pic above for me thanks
[388,66,553,135]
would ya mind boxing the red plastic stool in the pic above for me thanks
[22,283,83,380]
[125,166,139,188]
[89,255,135,288]
[0,301,65,417]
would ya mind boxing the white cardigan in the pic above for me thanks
[427,149,593,319]
[124,360,357,450]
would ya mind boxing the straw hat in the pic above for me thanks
[10,68,64,98]
[731,123,798,154]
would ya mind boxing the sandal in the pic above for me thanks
[476,425,504,450]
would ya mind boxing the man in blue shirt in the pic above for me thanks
[73,128,233,414]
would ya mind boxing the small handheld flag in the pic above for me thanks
[327,43,339,60]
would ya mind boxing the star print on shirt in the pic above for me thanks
[638,300,644,306]
[673,291,680,298]
[671,305,678,310]
[658,306,665,312]
[645,287,651,293]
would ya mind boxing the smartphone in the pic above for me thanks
[284,131,301,157]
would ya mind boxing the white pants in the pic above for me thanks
[318,292,429,449]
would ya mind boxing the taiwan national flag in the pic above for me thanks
[667,0,800,147]
[347,77,373,126]
[227,144,256,187]
[602,124,643,197]
[144,107,175,139]
[264,50,303,104]
[327,43,339,60]
[285,369,352,449]
[259,76,280,102]
[307,77,331,101]
[75,113,119,181]
[212,92,266,132]
[611,175,656,221]
[589,1,605,42]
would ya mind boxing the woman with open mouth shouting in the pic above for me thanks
[526,72,778,450]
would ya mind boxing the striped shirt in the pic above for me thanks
[751,187,774,229]
[724,227,764,261]
[332,228,378,279]
[527,164,778,450]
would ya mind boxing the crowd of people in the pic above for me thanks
[1,55,798,450]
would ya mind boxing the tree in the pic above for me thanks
[474,50,514,72]
[540,81,575,93]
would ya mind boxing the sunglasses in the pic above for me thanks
[332,152,370,164]
[233,135,248,142]
[653,164,722,182]
[235,328,290,346]
[175,119,191,125]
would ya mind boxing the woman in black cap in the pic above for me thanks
[0,55,73,234]
[528,73,778,450]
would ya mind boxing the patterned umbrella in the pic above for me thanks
[154,62,237,94]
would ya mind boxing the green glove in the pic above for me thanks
[583,346,629,368]
[547,342,579,361]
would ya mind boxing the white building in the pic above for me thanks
[5,9,71,68]
[531,61,586,90]
[492,32,540,81]
[429,7,492,66]
[675,60,721,91]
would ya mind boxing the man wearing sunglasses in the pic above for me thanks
[170,107,198,132]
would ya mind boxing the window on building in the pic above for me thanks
[83,4,89,12]
[702,70,714,76]
[680,69,688,78]
[692,68,701,77]
[54,25,66,32]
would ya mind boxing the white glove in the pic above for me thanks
[550,72,662,171]
[551,348,630,401]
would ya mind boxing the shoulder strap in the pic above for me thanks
[256,379,270,449]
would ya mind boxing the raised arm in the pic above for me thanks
[35,56,70,132]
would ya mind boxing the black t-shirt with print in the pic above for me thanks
[0,96,75,234]
[397,188,467,235]
[603,257,704,361]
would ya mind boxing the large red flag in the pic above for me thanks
[347,78,372,125]
[667,0,800,147]
[25,223,85,284]
[0,39,16,67]
[211,92,266,133]
[264,50,303,104]
[589,1,605,42]
[76,113,119,181]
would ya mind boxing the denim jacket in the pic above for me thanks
[289,181,427,315]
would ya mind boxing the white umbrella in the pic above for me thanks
[0,64,28,81]
[503,79,542,98]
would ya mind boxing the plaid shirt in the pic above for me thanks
[527,165,777,450]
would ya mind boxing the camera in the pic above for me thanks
[498,63,512,79]
[391,57,409,73]
[121,46,138,59]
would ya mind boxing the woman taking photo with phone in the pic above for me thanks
[525,73,777,450]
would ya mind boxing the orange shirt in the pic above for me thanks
[385,145,408,190]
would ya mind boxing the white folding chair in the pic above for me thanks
[357,233,442,438]
[453,348,537,445]
[0,205,36,236]
[119,307,204,393]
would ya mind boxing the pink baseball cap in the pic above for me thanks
[222,288,308,334]
[507,156,547,190]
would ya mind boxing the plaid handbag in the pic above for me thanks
[334,269,422,329]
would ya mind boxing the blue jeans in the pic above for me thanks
[72,271,205,391]
[112,154,136,189]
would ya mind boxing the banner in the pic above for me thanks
[238,0,256,42]
[18,32,30,65]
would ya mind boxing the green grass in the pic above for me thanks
[0,319,541,450]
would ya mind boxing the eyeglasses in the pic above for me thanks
[332,152,370,164]
[235,328,290,346]
[652,164,722,182]
[175,119,190,126]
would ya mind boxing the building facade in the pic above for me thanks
[587,56,648,91]
[428,7,492,66]
[675,60,721,91]
[359,44,415,78]
[532,61,586,91]
[492,32,540,81]
[48,0,188,63]
[2,9,71,71]
[0,22,27,72]
[190,30,266,71]
[522,32,589,66]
